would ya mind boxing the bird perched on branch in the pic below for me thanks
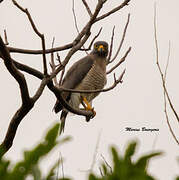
[54,41,109,134]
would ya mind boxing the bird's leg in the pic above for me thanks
[82,97,96,115]
[83,97,92,110]
[80,97,86,109]
[80,96,96,122]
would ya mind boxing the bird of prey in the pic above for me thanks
[54,41,109,134]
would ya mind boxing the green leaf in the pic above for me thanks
[46,159,61,180]
[135,152,162,170]
[111,146,121,167]
[88,174,98,180]
[8,123,60,180]
[30,165,41,180]
[124,141,137,162]
[45,123,60,142]
[0,160,10,180]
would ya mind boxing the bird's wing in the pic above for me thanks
[62,55,94,90]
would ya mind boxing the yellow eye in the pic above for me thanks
[94,44,98,49]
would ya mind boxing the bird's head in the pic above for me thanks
[92,41,108,57]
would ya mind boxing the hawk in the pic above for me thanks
[54,41,109,134]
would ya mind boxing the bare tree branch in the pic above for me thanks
[4,30,9,45]
[95,0,130,23]
[72,0,88,55]
[0,36,31,106]
[163,42,179,145]
[108,13,130,64]
[107,47,131,74]
[82,0,93,17]
[90,131,102,172]
[106,26,115,64]
[13,58,44,79]
[72,0,80,34]
[0,37,34,154]
[0,105,34,154]
[12,0,48,75]
[164,41,171,80]
[101,154,113,174]
[8,43,73,55]
[79,27,103,51]
[50,38,58,86]
[154,3,179,145]
[56,53,65,86]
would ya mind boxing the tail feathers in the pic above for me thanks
[59,110,68,135]
[53,100,63,113]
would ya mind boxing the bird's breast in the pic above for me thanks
[75,60,106,101]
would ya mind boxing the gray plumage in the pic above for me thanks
[54,41,109,134]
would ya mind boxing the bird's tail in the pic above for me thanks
[59,110,68,135]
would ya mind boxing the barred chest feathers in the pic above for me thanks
[76,56,107,102]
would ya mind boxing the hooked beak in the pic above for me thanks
[98,45,104,53]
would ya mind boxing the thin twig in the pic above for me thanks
[12,0,48,75]
[56,53,65,86]
[107,47,131,74]
[154,3,179,145]
[152,134,158,150]
[82,0,92,17]
[99,167,104,177]
[109,14,130,64]
[50,37,58,86]
[95,0,130,23]
[80,27,103,51]
[90,131,102,172]
[154,3,179,123]
[164,41,171,80]
[72,0,88,55]
[163,42,179,145]
[59,69,65,86]
[4,30,9,45]
[106,26,115,64]
[72,0,80,34]
[164,92,179,145]
[101,154,113,174]
[57,151,64,179]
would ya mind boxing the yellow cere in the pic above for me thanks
[98,45,104,51]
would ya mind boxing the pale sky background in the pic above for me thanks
[0,0,179,179]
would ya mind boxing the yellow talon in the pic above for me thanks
[83,97,93,111]
[82,97,96,120]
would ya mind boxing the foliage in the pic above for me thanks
[0,125,178,180]
[0,123,71,180]
[88,141,163,180]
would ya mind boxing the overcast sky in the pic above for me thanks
[0,0,179,179]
